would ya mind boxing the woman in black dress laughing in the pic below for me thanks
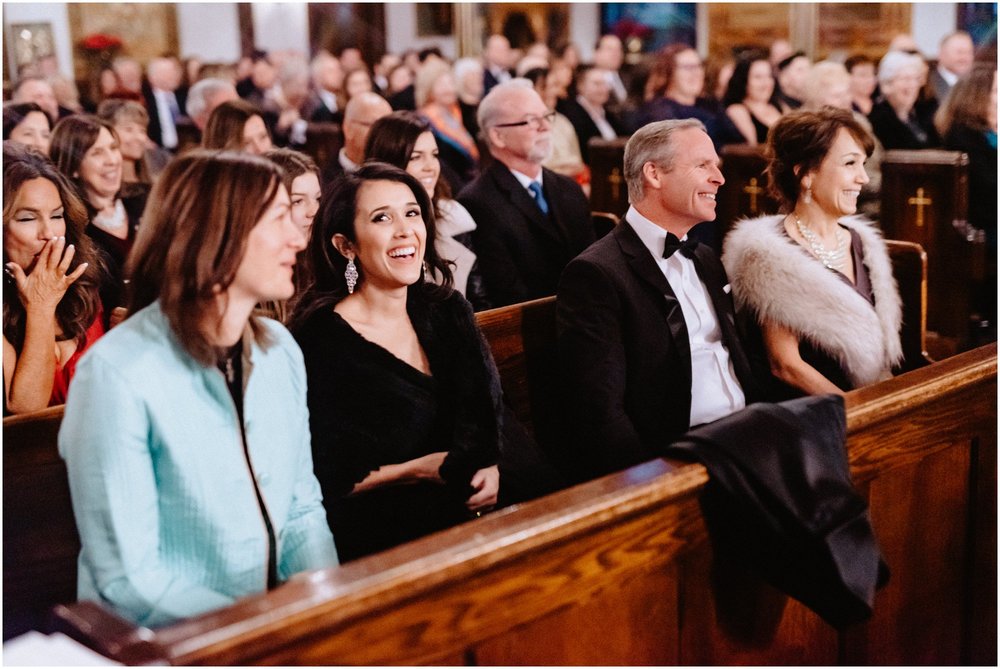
[289,163,501,562]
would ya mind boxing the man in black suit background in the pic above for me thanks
[482,35,514,96]
[555,119,762,483]
[143,57,188,151]
[458,79,594,308]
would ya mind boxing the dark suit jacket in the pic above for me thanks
[929,67,952,104]
[142,83,188,148]
[457,161,594,308]
[555,218,762,483]
[303,91,343,124]
[556,98,626,163]
[868,99,941,150]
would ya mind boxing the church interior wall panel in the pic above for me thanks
[66,3,178,79]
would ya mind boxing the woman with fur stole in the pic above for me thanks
[723,108,902,395]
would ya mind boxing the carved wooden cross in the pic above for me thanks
[907,187,933,228]
[608,167,623,201]
[743,177,763,213]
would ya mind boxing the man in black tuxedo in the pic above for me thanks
[458,79,594,308]
[555,119,762,483]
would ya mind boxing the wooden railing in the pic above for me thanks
[47,344,996,665]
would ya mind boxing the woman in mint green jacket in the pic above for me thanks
[59,150,338,627]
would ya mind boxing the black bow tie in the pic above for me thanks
[663,233,699,259]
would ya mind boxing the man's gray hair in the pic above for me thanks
[186,78,233,120]
[477,78,535,145]
[624,119,706,203]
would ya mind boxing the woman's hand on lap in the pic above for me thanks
[466,465,499,512]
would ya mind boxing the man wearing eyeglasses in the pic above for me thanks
[458,79,595,308]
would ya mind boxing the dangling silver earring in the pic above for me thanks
[423,261,431,282]
[345,258,358,294]
[803,186,812,205]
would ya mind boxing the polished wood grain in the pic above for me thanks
[46,344,995,665]
[3,405,75,641]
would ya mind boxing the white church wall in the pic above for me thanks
[251,3,311,56]
[177,3,242,63]
[384,5,457,59]
[912,3,960,57]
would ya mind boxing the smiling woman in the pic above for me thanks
[722,108,903,396]
[289,163,503,562]
[49,114,150,311]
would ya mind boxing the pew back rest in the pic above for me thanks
[717,144,781,235]
[475,297,559,445]
[880,149,978,339]
[3,405,76,641]
[886,240,932,370]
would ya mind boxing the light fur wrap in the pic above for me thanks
[722,215,903,388]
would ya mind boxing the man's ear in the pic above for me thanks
[641,161,662,191]
[487,126,506,150]
[332,234,354,260]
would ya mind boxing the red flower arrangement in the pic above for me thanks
[78,34,123,53]
[611,18,653,42]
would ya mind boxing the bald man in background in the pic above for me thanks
[322,91,391,186]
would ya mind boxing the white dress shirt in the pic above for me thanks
[606,70,628,104]
[626,206,746,426]
[509,167,544,197]
[318,89,338,113]
[577,96,618,140]
[152,88,179,150]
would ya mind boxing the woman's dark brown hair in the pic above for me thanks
[289,162,453,331]
[3,102,51,139]
[765,107,876,210]
[363,111,451,206]
[125,149,284,366]
[3,142,105,351]
[202,99,265,151]
[48,114,120,199]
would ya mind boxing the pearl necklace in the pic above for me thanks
[794,215,848,272]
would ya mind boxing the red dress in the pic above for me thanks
[50,308,106,406]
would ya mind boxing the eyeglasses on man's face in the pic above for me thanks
[492,111,557,130]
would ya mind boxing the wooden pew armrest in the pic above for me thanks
[48,601,168,665]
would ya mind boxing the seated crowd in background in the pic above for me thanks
[1,25,996,627]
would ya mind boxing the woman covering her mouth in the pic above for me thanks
[3,142,107,414]
[722,108,902,396]
[289,163,503,562]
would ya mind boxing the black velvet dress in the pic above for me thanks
[293,290,502,562]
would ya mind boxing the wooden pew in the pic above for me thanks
[3,405,75,641]
[880,149,983,345]
[48,343,997,665]
[716,144,780,236]
[1,240,932,644]
[587,137,629,217]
